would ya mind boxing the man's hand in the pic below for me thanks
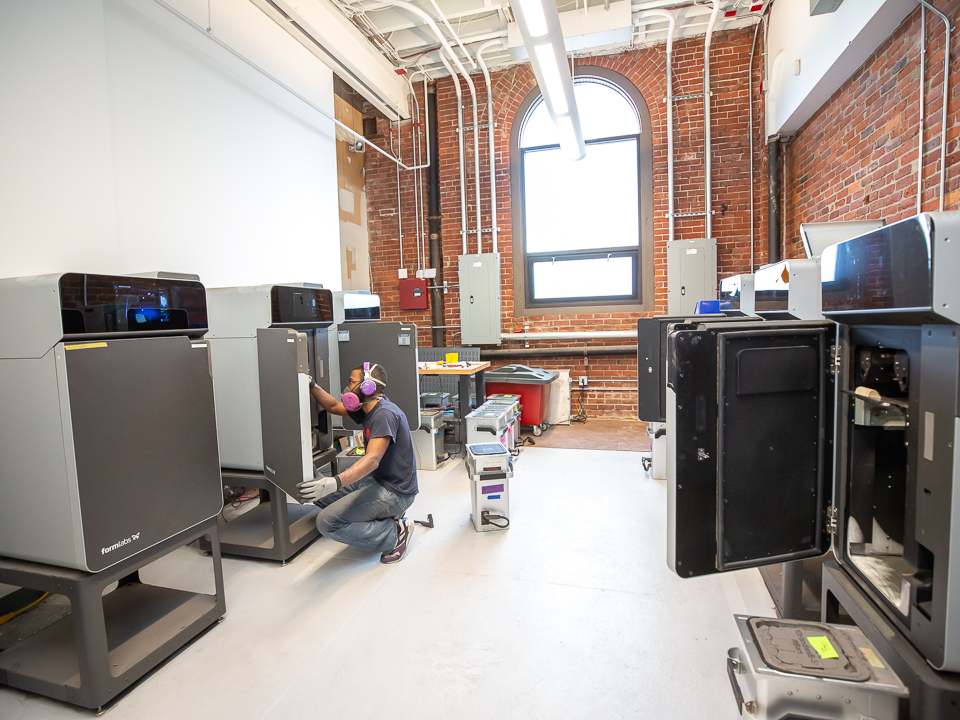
[298,473,341,503]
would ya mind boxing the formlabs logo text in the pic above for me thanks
[102,532,141,555]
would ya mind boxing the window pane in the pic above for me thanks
[520,79,640,148]
[524,139,639,253]
[532,256,635,300]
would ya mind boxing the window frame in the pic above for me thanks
[510,67,654,315]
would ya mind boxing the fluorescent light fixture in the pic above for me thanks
[533,43,568,115]
[556,115,585,160]
[514,0,549,37]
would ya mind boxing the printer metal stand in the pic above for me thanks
[0,517,225,711]
[822,558,960,720]
[199,454,337,564]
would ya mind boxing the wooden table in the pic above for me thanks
[417,361,491,441]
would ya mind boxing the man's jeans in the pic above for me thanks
[314,477,416,554]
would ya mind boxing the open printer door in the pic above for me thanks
[257,328,314,501]
[667,321,836,577]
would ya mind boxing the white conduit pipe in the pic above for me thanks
[151,0,430,172]
[463,61,482,255]
[413,73,432,269]
[917,0,951,211]
[476,39,505,254]
[703,0,720,240]
[426,0,477,69]
[748,18,762,271]
[377,1,482,248]
[393,122,403,265]
[417,74,429,269]
[439,52,469,254]
[918,7,926,214]
[501,331,639,341]
[639,10,676,246]
[406,73,427,270]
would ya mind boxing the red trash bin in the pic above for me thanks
[484,365,559,434]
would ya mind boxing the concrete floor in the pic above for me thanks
[0,447,774,719]
[529,420,651,452]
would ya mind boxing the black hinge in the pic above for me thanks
[827,506,838,535]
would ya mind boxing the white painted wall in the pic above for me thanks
[766,0,915,137]
[0,0,341,289]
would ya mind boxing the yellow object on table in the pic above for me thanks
[445,352,459,363]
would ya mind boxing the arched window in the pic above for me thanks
[510,68,653,313]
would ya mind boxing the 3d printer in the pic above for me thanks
[665,214,960,717]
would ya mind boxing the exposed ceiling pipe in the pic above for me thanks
[502,330,637,340]
[405,72,429,270]
[465,64,483,255]
[639,9,676,246]
[151,0,430,171]
[703,0,720,240]
[748,17,762,271]
[390,120,404,268]
[918,6,926,215]
[481,345,637,359]
[376,1,482,252]
[439,52,469,255]
[476,39,506,255]
[917,0,951,211]
[425,0,478,69]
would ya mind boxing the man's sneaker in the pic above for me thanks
[381,518,415,564]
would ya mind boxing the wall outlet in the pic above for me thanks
[578,376,588,387]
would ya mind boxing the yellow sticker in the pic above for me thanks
[807,636,839,660]
[354,448,366,456]
[859,647,885,669]
[64,342,107,351]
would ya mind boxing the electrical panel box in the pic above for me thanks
[459,253,502,346]
[399,278,428,310]
[667,239,717,315]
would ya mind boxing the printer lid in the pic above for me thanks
[799,220,884,259]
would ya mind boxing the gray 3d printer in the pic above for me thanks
[204,284,338,562]
[665,214,960,718]
[0,272,225,709]
[0,272,223,571]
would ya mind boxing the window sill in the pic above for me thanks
[514,300,650,317]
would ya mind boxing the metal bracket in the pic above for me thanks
[665,210,719,218]
[458,124,493,132]
[670,93,706,101]
[467,227,499,234]
[827,506,838,535]
[830,344,840,375]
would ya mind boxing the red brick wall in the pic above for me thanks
[784,2,960,259]
[365,28,766,419]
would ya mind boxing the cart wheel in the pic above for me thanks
[642,457,652,472]
[533,425,543,436]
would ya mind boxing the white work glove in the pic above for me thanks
[298,473,341,502]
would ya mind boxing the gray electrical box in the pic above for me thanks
[459,253,502,346]
[667,238,717,315]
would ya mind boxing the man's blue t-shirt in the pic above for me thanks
[347,396,418,497]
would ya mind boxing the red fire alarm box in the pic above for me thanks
[399,278,429,310]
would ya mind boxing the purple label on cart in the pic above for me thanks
[481,484,505,494]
